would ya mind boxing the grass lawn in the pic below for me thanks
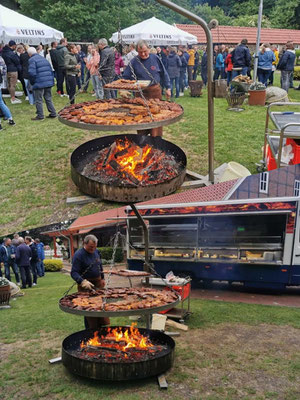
[1,272,300,399]
[1,74,300,235]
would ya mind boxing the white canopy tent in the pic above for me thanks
[0,5,63,45]
[110,16,197,46]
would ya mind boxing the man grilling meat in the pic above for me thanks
[71,234,109,329]
[122,39,171,137]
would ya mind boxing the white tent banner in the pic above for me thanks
[110,17,197,46]
[0,5,63,45]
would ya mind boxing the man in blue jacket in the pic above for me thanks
[28,47,56,120]
[277,42,296,93]
[122,39,171,136]
[35,238,45,277]
[1,40,22,104]
[15,237,32,289]
[231,38,251,78]
[71,234,109,329]
[0,238,11,279]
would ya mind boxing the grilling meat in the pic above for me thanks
[104,79,150,90]
[60,287,178,312]
[58,98,182,126]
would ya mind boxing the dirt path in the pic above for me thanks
[191,282,300,307]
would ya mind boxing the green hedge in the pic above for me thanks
[295,50,300,66]
[294,66,300,80]
[44,259,63,272]
[97,247,124,263]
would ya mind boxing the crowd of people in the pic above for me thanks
[0,233,45,289]
[0,36,299,131]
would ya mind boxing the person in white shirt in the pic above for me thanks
[123,43,138,66]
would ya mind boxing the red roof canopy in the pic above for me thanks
[44,180,238,236]
[175,24,300,45]
[68,206,127,233]
[138,179,237,206]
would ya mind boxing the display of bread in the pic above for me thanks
[60,287,179,312]
[245,251,263,259]
[104,79,150,90]
[58,98,183,126]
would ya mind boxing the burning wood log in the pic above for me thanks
[109,159,139,186]
[102,142,116,167]
[114,148,130,159]
[82,345,126,353]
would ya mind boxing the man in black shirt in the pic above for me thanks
[49,41,58,80]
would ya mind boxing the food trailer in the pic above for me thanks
[126,197,300,289]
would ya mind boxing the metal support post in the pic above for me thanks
[156,0,215,183]
[253,0,263,83]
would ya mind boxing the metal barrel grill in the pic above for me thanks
[70,134,187,203]
[62,327,175,381]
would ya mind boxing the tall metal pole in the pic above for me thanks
[129,204,150,274]
[253,0,263,83]
[156,0,215,183]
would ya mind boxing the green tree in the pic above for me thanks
[193,3,233,25]
[270,0,300,29]
[16,0,300,39]
[18,0,141,42]
[233,14,271,28]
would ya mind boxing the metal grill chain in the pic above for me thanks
[128,61,154,122]
[102,230,122,309]
[119,232,182,296]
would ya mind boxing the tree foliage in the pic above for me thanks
[233,14,271,28]
[6,0,300,42]
[269,0,300,29]
[193,3,233,25]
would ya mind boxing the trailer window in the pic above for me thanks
[259,172,269,194]
[198,214,285,247]
[294,180,300,197]
[128,219,145,245]
[149,217,197,247]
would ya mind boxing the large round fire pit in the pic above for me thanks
[62,326,175,381]
[71,134,186,202]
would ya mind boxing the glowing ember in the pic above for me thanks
[82,138,181,187]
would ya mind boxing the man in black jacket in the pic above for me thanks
[49,41,58,80]
[231,39,251,78]
[55,38,68,96]
[2,40,22,104]
[98,38,115,99]
[16,237,32,289]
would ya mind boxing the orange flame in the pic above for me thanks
[80,323,153,352]
[95,138,177,185]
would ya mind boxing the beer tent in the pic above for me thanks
[0,4,63,45]
[110,16,197,46]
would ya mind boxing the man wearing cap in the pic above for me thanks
[1,40,22,104]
